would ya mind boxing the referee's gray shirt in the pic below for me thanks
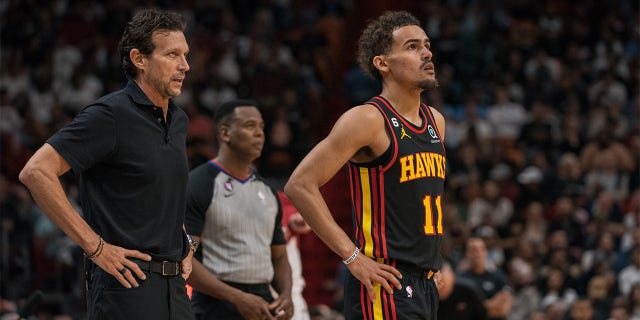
[185,160,285,284]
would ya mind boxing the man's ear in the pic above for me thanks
[130,49,145,70]
[373,55,388,73]
[219,125,230,143]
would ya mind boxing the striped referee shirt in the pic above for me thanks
[185,160,285,284]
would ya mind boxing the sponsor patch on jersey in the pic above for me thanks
[427,124,440,143]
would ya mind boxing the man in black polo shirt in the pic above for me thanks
[19,9,195,320]
[459,237,513,320]
[437,262,488,320]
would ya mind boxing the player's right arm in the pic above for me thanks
[284,105,402,302]
[19,144,151,288]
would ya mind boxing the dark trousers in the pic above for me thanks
[86,264,192,320]
[191,281,273,320]
[343,263,439,320]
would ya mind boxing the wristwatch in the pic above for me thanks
[186,233,199,253]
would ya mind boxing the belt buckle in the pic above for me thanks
[161,261,178,276]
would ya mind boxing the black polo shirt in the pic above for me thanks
[48,80,190,261]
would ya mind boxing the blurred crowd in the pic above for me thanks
[0,0,638,319]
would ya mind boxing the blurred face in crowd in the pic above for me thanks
[569,299,593,320]
[587,276,608,300]
[630,247,640,267]
[609,306,629,320]
[547,269,564,290]
[466,238,488,272]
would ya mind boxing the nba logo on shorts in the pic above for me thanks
[406,285,413,298]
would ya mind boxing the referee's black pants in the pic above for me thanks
[191,281,273,320]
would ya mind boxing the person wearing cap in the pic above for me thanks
[515,166,548,211]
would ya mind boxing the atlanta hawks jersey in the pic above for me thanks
[347,96,446,271]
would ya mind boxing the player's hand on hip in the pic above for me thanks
[234,292,274,320]
[269,293,294,319]
[91,241,151,288]
[348,254,402,302]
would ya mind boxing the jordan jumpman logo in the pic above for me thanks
[400,126,412,139]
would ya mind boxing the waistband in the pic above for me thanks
[130,258,182,276]
[223,281,270,293]
[392,260,437,279]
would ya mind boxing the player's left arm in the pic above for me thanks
[429,106,446,141]
[270,244,293,319]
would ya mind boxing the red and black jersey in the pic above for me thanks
[347,96,446,270]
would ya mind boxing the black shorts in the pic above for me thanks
[86,265,192,320]
[343,262,439,320]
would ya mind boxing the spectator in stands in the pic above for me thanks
[538,268,578,317]
[618,246,640,297]
[581,231,618,275]
[566,298,595,320]
[506,257,540,320]
[459,237,513,320]
[586,274,614,319]
[438,261,488,319]
[467,180,514,232]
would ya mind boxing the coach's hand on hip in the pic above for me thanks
[87,238,152,288]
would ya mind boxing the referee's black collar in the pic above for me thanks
[124,79,177,110]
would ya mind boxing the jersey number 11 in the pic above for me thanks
[423,195,443,235]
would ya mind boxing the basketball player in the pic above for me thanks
[285,10,445,320]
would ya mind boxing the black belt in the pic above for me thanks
[223,281,270,292]
[130,258,182,276]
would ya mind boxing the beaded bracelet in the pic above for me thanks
[84,237,104,259]
[342,248,360,265]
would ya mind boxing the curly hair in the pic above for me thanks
[357,11,421,80]
[118,8,186,79]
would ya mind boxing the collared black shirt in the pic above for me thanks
[48,80,189,261]
[438,277,488,320]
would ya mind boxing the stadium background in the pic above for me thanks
[0,0,638,319]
